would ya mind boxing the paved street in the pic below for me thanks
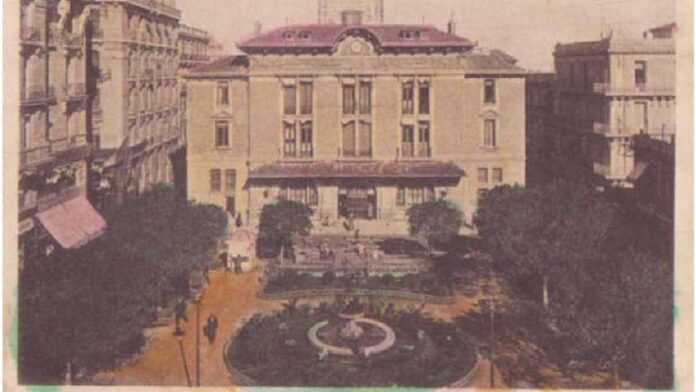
[94,267,506,388]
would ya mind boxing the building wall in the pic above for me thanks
[90,0,182,199]
[187,48,525,230]
[554,38,675,185]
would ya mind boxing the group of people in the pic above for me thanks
[174,299,220,344]
[218,250,242,274]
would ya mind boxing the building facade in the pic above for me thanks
[525,72,557,186]
[89,0,182,202]
[318,0,384,24]
[19,0,105,267]
[178,24,211,70]
[184,21,526,234]
[554,30,676,186]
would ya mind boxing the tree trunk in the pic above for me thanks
[542,275,549,309]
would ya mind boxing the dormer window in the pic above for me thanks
[282,31,295,40]
[298,31,311,39]
[399,30,421,40]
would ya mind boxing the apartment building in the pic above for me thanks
[184,18,526,233]
[554,28,676,185]
[89,0,182,202]
[178,24,211,70]
[19,0,105,266]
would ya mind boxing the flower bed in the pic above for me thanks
[225,301,478,387]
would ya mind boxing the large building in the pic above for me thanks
[18,0,105,266]
[178,24,211,70]
[89,0,182,202]
[553,28,676,186]
[184,18,526,234]
[318,0,384,24]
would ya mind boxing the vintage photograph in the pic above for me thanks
[5,0,690,389]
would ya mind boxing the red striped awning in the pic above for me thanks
[36,195,107,249]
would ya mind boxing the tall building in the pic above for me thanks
[19,0,105,267]
[525,72,557,186]
[178,24,211,70]
[184,19,526,234]
[88,0,182,203]
[318,0,384,24]
[553,27,676,186]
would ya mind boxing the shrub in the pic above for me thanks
[407,200,463,250]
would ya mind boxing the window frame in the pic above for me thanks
[478,168,489,183]
[343,84,356,115]
[418,81,430,114]
[483,118,497,148]
[214,120,230,147]
[210,169,222,192]
[634,60,647,86]
[402,81,415,114]
[217,81,229,107]
[492,168,503,183]
[484,79,496,104]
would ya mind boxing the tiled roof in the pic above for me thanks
[463,50,525,73]
[248,160,465,179]
[238,24,474,52]
[185,55,249,76]
[648,22,677,33]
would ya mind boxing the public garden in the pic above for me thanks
[18,181,674,389]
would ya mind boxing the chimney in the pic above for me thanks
[447,12,456,35]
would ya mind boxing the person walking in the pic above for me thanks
[219,250,229,272]
[174,298,188,333]
[233,256,242,274]
[204,314,219,344]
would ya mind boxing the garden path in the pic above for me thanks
[93,268,505,387]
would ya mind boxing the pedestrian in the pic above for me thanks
[219,250,229,272]
[205,314,219,344]
[234,256,242,274]
[175,298,188,331]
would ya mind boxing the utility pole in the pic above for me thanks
[176,333,192,387]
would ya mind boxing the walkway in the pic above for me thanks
[93,267,505,388]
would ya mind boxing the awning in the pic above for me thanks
[36,195,107,249]
[627,162,649,183]
[248,161,465,180]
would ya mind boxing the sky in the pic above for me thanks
[175,0,676,71]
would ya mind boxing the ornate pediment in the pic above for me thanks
[335,35,375,57]
[212,110,234,119]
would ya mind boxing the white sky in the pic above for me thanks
[176,0,676,71]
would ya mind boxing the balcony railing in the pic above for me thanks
[593,82,674,95]
[22,86,55,102]
[66,82,87,97]
[401,143,431,158]
[21,26,41,42]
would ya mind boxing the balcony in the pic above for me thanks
[21,145,51,167]
[22,86,55,104]
[66,82,87,97]
[593,82,675,96]
[20,26,41,43]
[400,143,431,159]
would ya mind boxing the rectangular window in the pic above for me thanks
[483,119,497,147]
[217,82,229,106]
[401,125,414,157]
[225,169,236,192]
[635,61,647,86]
[402,82,414,114]
[397,185,435,206]
[300,121,313,157]
[492,168,503,183]
[417,121,430,157]
[210,169,221,192]
[215,120,229,147]
[299,82,313,115]
[358,121,372,157]
[279,182,318,206]
[418,82,430,114]
[283,122,297,157]
[478,168,489,183]
[484,79,496,104]
[284,85,297,115]
[343,85,356,115]
[342,121,356,156]
[359,81,372,114]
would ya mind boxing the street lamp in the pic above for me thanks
[482,265,496,388]
[174,327,192,387]
[194,293,202,387]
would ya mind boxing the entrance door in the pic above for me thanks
[339,186,377,220]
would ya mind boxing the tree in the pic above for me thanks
[257,200,313,260]
[406,199,463,251]
[474,181,616,310]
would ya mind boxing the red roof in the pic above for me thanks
[185,55,249,76]
[248,160,465,180]
[238,24,474,53]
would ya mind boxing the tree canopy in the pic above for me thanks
[19,185,227,383]
[257,200,313,258]
[406,199,463,250]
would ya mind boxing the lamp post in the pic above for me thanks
[174,327,192,387]
[194,294,201,387]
